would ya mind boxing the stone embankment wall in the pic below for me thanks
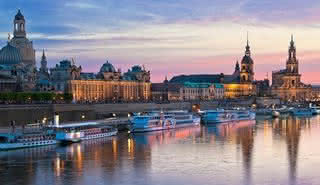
[0,98,280,126]
[0,102,191,126]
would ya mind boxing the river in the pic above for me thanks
[1,115,320,185]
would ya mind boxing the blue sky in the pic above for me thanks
[1,0,320,82]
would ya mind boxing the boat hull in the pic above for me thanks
[0,140,57,150]
[57,130,118,143]
[202,112,256,124]
[130,119,200,133]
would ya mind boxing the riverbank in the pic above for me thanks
[0,97,279,126]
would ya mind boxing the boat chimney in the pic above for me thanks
[54,112,60,127]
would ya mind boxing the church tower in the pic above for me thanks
[40,49,48,73]
[233,60,240,76]
[240,34,254,83]
[286,35,299,74]
[10,10,36,68]
[13,10,26,38]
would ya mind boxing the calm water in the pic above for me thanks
[1,115,320,185]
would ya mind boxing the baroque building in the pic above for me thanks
[271,36,311,101]
[168,37,256,99]
[50,59,82,92]
[0,10,37,91]
[9,10,36,68]
[67,61,151,102]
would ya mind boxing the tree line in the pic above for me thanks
[0,92,73,104]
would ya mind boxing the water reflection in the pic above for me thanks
[1,116,320,185]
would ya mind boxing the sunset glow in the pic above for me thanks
[1,1,320,83]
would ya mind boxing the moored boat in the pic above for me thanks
[0,132,57,150]
[47,114,118,144]
[130,110,200,133]
[201,110,256,124]
[292,108,313,116]
[309,104,320,115]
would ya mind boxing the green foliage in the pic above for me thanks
[0,92,73,103]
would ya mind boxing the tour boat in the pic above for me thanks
[309,105,320,115]
[129,111,200,133]
[201,109,256,124]
[292,108,313,116]
[47,114,118,144]
[50,123,118,144]
[0,132,57,150]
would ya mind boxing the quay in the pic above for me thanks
[0,98,280,127]
[0,117,130,135]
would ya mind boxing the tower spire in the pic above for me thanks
[245,32,251,56]
[247,31,249,47]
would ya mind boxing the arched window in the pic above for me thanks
[20,23,24,31]
[15,23,18,31]
[242,75,246,81]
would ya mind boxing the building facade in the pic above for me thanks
[67,80,151,102]
[67,61,151,102]
[179,82,224,101]
[0,10,37,91]
[271,36,312,102]
[50,59,82,92]
[169,38,256,99]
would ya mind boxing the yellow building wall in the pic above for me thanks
[67,80,151,102]
[223,83,256,98]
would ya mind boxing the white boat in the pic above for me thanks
[292,108,313,116]
[130,111,200,133]
[0,132,57,150]
[201,110,256,124]
[47,114,118,144]
[272,110,280,118]
[309,104,320,115]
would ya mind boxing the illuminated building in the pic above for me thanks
[271,36,312,102]
[168,37,256,99]
[179,82,224,101]
[67,61,151,102]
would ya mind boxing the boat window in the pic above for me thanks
[0,136,8,143]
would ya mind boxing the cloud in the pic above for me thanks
[2,0,320,84]
[64,2,100,9]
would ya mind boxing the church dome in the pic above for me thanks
[0,43,22,65]
[131,65,143,72]
[100,61,116,73]
[241,55,253,64]
[15,10,25,20]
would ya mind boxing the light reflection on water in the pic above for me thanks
[1,115,320,185]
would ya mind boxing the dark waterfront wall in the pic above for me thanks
[0,98,279,126]
[0,102,191,126]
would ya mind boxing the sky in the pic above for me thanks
[1,0,320,83]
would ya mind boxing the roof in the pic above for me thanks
[170,74,239,84]
[100,61,116,73]
[49,121,99,128]
[151,83,167,91]
[0,43,22,65]
[170,74,221,83]
[15,10,25,21]
[81,72,96,80]
[241,55,253,64]
[183,82,214,88]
